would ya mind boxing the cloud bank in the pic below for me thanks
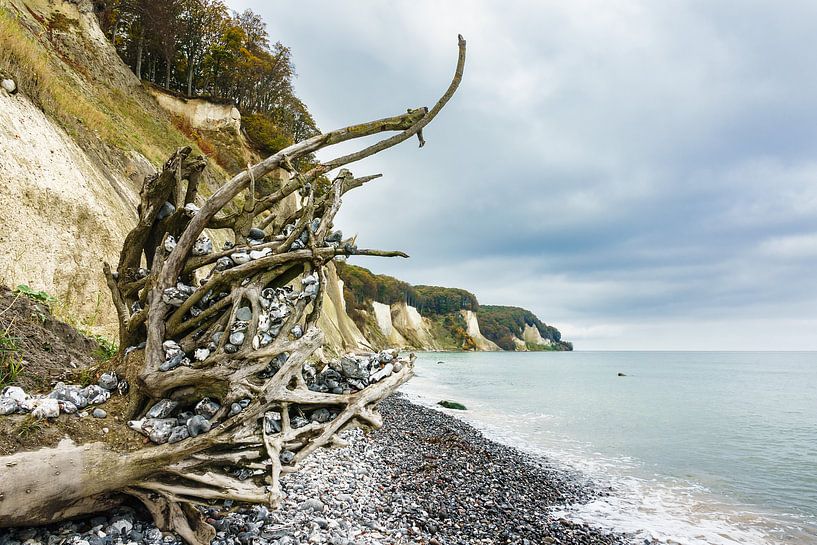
[229,0,817,349]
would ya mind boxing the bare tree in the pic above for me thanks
[0,36,466,545]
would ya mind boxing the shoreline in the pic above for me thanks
[1,394,629,545]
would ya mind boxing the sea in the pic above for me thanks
[399,351,817,545]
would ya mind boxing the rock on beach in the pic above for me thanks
[2,395,631,545]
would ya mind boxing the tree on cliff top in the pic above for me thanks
[0,36,466,545]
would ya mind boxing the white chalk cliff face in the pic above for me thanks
[146,88,241,133]
[460,310,502,351]
[0,90,140,334]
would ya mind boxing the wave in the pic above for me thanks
[400,373,810,545]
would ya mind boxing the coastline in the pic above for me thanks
[1,394,628,545]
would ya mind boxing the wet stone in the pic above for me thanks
[291,324,303,338]
[291,416,309,429]
[163,235,176,253]
[192,235,213,256]
[195,398,220,419]
[187,414,211,437]
[157,201,175,220]
[248,227,266,240]
[231,251,251,265]
[147,399,178,419]
[279,449,295,464]
[92,408,107,419]
[168,425,189,443]
[224,343,238,354]
[215,256,234,271]
[229,331,245,346]
[235,306,252,322]
[228,402,243,417]
[98,372,118,391]
[311,408,332,423]
[0,397,18,415]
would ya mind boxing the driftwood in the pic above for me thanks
[0,36,465,544]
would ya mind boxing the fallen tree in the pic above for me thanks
[0,36,466,544]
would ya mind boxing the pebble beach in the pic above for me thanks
[0,395,631,545]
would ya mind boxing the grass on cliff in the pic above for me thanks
[0,8,202,165]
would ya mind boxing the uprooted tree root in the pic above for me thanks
[0,36,466,544]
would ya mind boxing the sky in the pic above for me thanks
[229,0,817,350]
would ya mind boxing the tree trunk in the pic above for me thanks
[0,36,466,545]
[135,27,145,80]
[186,57,194,97]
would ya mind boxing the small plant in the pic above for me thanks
[0,324,22,389]
[75,367,96,387]
[15,415,43,438]
[82,332,118,361]
[14,284,56,305]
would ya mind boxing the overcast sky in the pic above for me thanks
[230,0,817,350]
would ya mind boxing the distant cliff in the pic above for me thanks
[327,263,572,353]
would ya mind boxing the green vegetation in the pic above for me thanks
[438,400,467,410]
[0,8,203,165]
[15,415,43,438]
[336,263,479,318]
[86,334,118,361]
[337,264,571,351]
[99,2,318,156]
[476,305,570,351]
[412,285,478,315]
[243,112,293,155]
[13,285,55,306]
[0,325,22,389]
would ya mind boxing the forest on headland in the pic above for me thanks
[97,0,318,157]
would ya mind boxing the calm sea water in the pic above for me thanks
[399,351,817,545]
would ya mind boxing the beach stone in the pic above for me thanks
[224,343,238,354]
[58,400,78,414]
[192,235,212,256]
[147,399,178,419]
[215,256,234,271]
[157,201,175,220]
[249,247,272,260]
[32,398,59,419]
[2,386,27,404]
[340,357,368,380]
[146,418,177,444]
[264,412,281,434]
[168,425,189,443]
[187,415,211,437]
[1,78,16,93]
[231,251,251,265]
[291,416,309,429]
[235,306,252,322]
[229,331,245,346]
[194,347,210,361]
[290,324,303,338]
[279,449,295,464]
[195,398,220,419]
[81,385,110,405]
[98,372,118,390]
[298,499,325,512]
[310,408,332,423]
[248,227,266,240]
[92,408,107,419]
[228,402,243,416]
[164,235,176,253]
[0,397,18,414]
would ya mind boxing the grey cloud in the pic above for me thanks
[229,0,817,349]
